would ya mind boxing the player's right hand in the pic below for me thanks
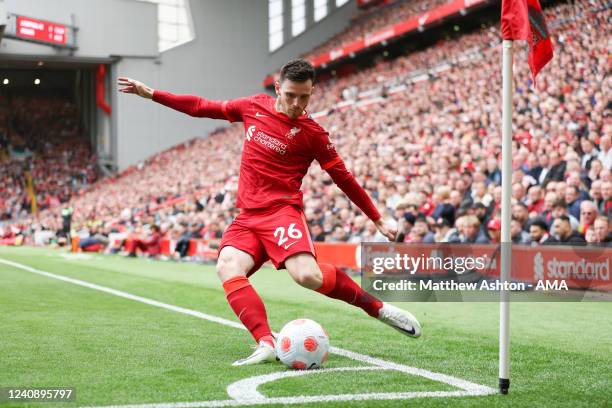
[117,77,154,99]
[375,219,398,242]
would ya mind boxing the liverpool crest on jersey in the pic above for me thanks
[286,127,301,140]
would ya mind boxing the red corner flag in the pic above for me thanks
[501,0,553,82]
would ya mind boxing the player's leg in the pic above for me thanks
[284,253,381,317]
[285,256,421,338]
[216,246,270,330]
[258,205,421,338]
[317,261,421,337]
[217,246,277,366]
[217,216,278,366]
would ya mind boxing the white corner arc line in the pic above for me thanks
[227,367,385,401]
[0,257,496,407]
[78,391,489,408]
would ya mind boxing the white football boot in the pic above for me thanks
[232,340,277,366]
[377,302,422,338]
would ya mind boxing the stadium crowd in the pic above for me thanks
[0,95,98,223]
[307,0,450,59]
[3,0,611,254]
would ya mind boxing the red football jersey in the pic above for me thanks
[152,91,380,220]
[220,93,340,210]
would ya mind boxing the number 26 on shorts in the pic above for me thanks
[274,223,303,247]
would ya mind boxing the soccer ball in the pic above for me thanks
[276,319,330,370]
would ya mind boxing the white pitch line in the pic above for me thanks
[77,390,486,408]
[226,367,386,401]
[0,257,496,407]
[0,258,245,331]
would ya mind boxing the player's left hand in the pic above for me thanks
[375,219,398,242]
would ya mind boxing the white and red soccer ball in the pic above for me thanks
[276,319,330,370]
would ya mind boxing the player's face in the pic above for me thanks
[275,79,313,119]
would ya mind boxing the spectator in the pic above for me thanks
[433,218,459,243]
[597,134,611,169]
[551,200,580,231]
[311,224,327,242]
[511,203,530,231]
[128,225,163,257]
[460,215,489,244]
[585,225,599,244]
[553,216,586,244]
[526,185,545,215]
[593,216,612,244]
[406,215,435,243]
[579,200,598,233]
[580,138,599,170]
[564,185,583,219]
[486,218,501,244]
[510,218,531,244]
[542,151,566,186]
[529,218,558,245]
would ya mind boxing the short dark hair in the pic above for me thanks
[552,199,567,209]
[529,217,548,231]
[514,202,528,211]
[280,59,315,83]
[556,215,570,223]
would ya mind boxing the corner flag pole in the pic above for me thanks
[499,39,513,395]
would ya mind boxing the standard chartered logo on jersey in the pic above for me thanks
[246,125,256,141]
[245,125,287,155]
[533,251,610,281]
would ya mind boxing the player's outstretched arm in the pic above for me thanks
[118,78,239,121]
[117,77,154,99]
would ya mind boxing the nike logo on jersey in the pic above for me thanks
[283,241,299,250]
[255,112,268,117]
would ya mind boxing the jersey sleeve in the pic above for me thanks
[222,97,251,123]
[152,90,251,122]
[325,160,382,222]
[311,129,342,170]
[310,128,381,222]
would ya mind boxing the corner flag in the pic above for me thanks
[498,0,553,396]
[501,0,553,82]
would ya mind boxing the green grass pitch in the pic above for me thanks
[0,246,610,407]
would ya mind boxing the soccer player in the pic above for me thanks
[118,59,421,366]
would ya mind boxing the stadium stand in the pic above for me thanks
[306,0,451,59]
[0,94,98,224]
[3,0,611,253]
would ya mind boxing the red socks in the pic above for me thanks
[223,276,274,346]
[222,266,382,345]
[316,263,383,317]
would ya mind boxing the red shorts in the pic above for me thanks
[219,204,316,275]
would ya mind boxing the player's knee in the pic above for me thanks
[216,253,246,282]
[286,253,322,290]
[292,265,323,290]
[216,247,255,282]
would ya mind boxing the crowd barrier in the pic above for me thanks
[70,237,611,292]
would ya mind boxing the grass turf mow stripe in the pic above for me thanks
[0,258,495,407]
